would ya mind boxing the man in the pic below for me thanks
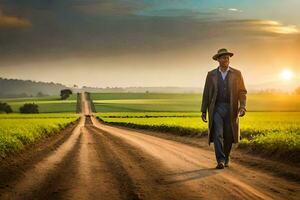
[201,48,247,169]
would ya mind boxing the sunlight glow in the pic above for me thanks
[280,69,294,81]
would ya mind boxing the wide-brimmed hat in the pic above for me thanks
[212,48,234,60]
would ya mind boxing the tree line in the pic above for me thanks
[0,77,69,98]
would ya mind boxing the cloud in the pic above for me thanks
[217,7,243,13]
[0,9,31,28]
[227,8,243,12]
[71,0,148,16]
[0,1,299,65]
[219,19,299,36]
[250,20,299,34]
[135,8,215,18]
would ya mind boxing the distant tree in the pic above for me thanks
[295,86,300,95]
[20,103,39,113]
[60,89,72,100]
[0,102,13,113]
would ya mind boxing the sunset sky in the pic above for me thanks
[0,0,299,91]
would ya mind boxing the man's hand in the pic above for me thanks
[238,107,246,117]
[201,112,207,123]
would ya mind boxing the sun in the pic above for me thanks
[280,69,294,81]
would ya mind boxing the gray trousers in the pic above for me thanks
[212,102,234,164]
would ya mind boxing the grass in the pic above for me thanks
[0,94,77,113]
[0,113,79,119]
[0,93,79,157]
[91,93,198,100]
[0,113,79,157]
[91,93,300,112]
[92,95,201,112]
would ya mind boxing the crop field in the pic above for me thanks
[0,113,79,157]
[96,111,300,160]
[91,93,300,112]
[92,93,300,158]
[91,93,200,112]
[0,94,77,113]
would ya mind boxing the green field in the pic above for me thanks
[91,93,300,112]
[91,93,200,112]
[0,94,77,113]
[97,112,300,161]
[0,113,79,157]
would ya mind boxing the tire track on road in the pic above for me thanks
[88,124,203,200]
[0,117,84,200]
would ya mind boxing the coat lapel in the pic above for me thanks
[228,67,239,118]
[211,67,218,90]
[228,67,234,97]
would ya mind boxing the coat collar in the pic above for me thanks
[212,66,235,76]
[218,66,231,73]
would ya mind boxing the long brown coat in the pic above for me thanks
[201,66,247,145]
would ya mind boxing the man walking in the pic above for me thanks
[201,48,247,169]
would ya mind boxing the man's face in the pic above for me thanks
[217,54,230,67]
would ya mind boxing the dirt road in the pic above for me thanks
[0,93,299,200]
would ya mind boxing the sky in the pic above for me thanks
[0,0,300,91]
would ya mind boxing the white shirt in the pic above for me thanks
[218,66,231,80]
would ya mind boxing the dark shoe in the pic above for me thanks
[225,162,229,167]
[216,162,225,169]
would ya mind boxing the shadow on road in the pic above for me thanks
[162,168,219,184]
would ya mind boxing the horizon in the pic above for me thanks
[1,76,299,95]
